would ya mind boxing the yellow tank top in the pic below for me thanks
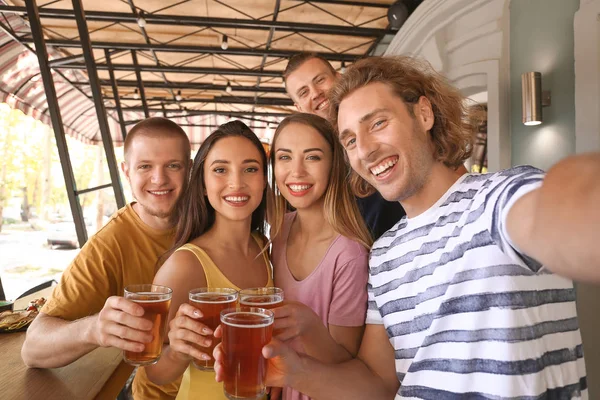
[175,232,273,400]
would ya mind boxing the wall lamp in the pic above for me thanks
[521,71,551,126]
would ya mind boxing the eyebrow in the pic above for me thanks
[276,148,324,154]
[137,159,183,164]
[210,159,260,166]
[339,108,390,140]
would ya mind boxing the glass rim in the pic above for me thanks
[239,287,283,296]
[220,306,274,326]
[189,287,239,301]
[124,284,172,295]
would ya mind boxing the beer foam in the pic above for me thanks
[191,296,237,304]
[222,312,273,328]
[240,297,282,306]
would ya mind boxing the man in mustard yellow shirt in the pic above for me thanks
[21,117,192,399]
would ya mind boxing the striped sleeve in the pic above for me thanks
[485,166,545,272]
[365,275,384,325]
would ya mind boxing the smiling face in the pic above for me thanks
[273,122,333,211]
[285,57,338,119]
[122,134,189,229]
[338,82,436,203]
[203,136,266,223]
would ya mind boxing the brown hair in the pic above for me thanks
[269,113,372,249]
[330,56,477,190]
[124,117,190,161]
[164,121,268,260]
[283,53,337,84]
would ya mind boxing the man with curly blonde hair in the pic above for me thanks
[215,56,598,399]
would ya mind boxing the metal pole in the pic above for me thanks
[72,0,126,209]
[105,49,127,140]
[24,0,88,246]
[131,50,150,118]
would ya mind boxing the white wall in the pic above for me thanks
[385,0,511,172]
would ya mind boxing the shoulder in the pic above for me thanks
[330,235,369,267]
[86,205,138,246]
[154,245,204,285]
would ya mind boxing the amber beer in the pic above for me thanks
[123,284,172,366]
[221,307,274,400]
[239,287,284,310]
[189,288,238,370]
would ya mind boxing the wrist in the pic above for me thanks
[289,354,312,389]
[82,315,100,347]
[165,346,192,364]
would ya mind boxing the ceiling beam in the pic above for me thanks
[103,95,293,106]
[0,5,392,37]
[122,109,292,122]
[287,0,391,7]
[71,79,288,94]
[58,63,283,78]
[19,37,359,62]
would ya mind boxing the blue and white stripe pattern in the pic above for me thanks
[367,166,587,399]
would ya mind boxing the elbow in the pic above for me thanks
[21,335,42,368]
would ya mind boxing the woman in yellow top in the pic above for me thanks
[145,121,272,399]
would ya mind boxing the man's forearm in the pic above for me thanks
[21,313,98,368]
[527,153,600,282]
[292,356,396,400]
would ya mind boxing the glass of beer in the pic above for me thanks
[220,307,274,400]
[189,287,238,370]
[123,284,172,366]
[239,287,284,310]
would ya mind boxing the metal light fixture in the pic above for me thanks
[133,88,140,100]
[176,90,182,101]
[221,35,229,50]
[225,81,233,94]
[521,72,551,126]
[341,61,346,74]
[136,12,147,28]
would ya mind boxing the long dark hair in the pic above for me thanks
[164,120,268,261]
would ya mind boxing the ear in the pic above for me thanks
[414,96,435,132]
[294,102,303,113]
[121,161,130,180]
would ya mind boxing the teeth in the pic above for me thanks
[315,100,328,111]
[288,184,312,192]
[370,158,398,176]
[225,196,249,203]
[149,190,170,195]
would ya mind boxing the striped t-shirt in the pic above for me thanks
[367,166,587,399]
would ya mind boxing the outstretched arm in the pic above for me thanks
[215,323,399,400]
[22,297,152,368]
[507,153,600,282]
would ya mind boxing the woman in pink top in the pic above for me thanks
[269,113,373,400]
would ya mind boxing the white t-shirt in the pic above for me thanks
[367,166,587,399]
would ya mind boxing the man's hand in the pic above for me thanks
[166,303,213,362]
[88,296,153,352]
[272,301,321,342]
[213,325,306,389]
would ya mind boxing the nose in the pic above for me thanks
[150,167,168,185]
[311,85,323,100]
[228,169,246,189]
[291,158,307,178]
[355,133,378,162]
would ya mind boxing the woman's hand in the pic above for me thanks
[167,303,213,362]
[213,325,305,389]
[272,301,322,342]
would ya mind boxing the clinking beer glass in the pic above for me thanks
[220,307,274,400]
[123,284,172,366]
[189,287,238,370]
[239,287,284,309]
